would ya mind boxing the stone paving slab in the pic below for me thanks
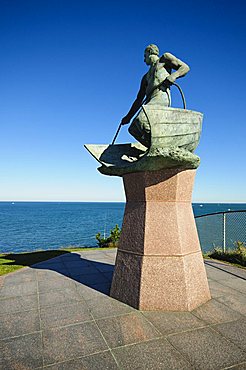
[1,332,43,369]
[216,291,246,316]
[96,312,162,348]
[212,319,246,352]
[208,279,239,298]
[44,351,119,370]
[0,280,37,298]
[192,298,243,324]
[0,250,246,369]
[40,301,92,329]
[204,259,246,280]
[142,311,207,336]
[112,338,192,370]
[167,327,246,370]
[3,269,36,285]
[1,309,40,340]
[0,293,39,314]
[42,321,108,366]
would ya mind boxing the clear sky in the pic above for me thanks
[0,0,245,202]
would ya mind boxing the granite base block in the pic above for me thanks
[110,168,211,311]
[110,250,210,311]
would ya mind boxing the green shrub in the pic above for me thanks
[207,241,246,267]
[96,224,121,248]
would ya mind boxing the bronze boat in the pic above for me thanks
[85,107,203,176]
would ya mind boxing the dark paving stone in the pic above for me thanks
[87,256,115,263]
[39,287,82,308]
[213,318,246,351]
[104,251,116,256]
[96,312,161,348]
[220,278,246,294]
[36,270,69,281]
[0,281,37,298]
[34,263,69,274]
[216,292,246,315]
[62,254,87,267]
[33,256,64,265]
[104,250,117,255]
[104,263,116,268]
[192,298,242,324]
[104,255,116,260]
[3,269,36,285]
[61,254,86,263]
[208,280,239,298]
[63,260,93,268]
[95,264,114,272]
[167,327,246,369]
[91,282,111,295]
[82,253,107,259]
[42,321,108,366]
[0,275,4,288]
[67,265,98,277]
[72,272,109,285]
[40,301,92,329]
[143,311,207,336]
[205,260,246,280]
[84,256,114,263]
[38,277,75,293]
[205,266,236,281]
[85,260,114,266]
[105,253,116,260]
[112,337,192,369]
[43,351,118,369]
[0,294,38,314]
[82,250,108,255]
[102,271,114,282]
[1,332,43,369]
[75,283,111,300]
[86,296,134,319]
[0,309,40,339]
[33,260,64,268]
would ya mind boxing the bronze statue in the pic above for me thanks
[85,43,203,176]
[121,44,190,147]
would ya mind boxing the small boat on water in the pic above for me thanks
[85,106,203,176]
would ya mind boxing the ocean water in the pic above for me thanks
[0,202,246,253]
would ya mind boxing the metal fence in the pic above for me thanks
[195,210,246,253]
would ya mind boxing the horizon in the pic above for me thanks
[1,0,245,202]
[1,200,246,204]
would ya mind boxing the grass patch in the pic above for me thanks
[205,241,246,267]
[0,250,68,276]
[0,246,116,276]
[0,257,24,275]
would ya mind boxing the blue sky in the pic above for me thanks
[0,0,245,202]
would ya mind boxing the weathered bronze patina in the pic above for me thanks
[84,45,210,312]
[85,44,203,176]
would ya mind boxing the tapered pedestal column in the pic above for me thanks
[110,168,211,311]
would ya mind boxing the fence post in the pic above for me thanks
[223,212,226,252]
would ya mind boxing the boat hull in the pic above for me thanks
[136,106,202,151]
[84,108,203,176]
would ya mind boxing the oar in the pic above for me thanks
[111,81,186,145]
[111,123,122,145]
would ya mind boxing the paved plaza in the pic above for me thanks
[0,249,246,369]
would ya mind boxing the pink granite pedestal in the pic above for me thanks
[110,168,211,311]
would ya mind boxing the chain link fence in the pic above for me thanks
[195,210,246,253]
